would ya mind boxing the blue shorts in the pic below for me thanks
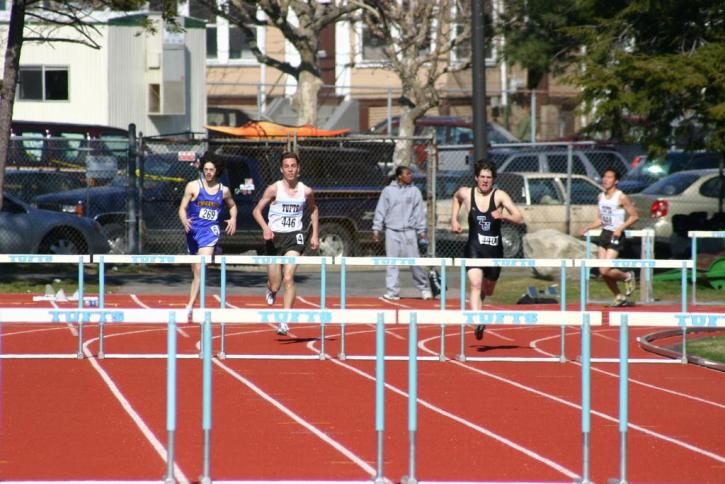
[186,224,220,254]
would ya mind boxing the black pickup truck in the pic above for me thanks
[33,146,389,256]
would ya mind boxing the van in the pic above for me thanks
[8,120,129,170]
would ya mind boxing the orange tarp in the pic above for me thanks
[206,121,350,138]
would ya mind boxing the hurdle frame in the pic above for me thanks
[95,254,212,358]
[688,230,725,305]
[214,255,331,359]
[607,310,725,484]
[0,254,91,358]
[398,308,602,484]
[576,258,694,364]
[584,229,655,305]
[336,256,453,361]
[453,258,574,362]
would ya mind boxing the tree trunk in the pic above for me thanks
[0,0,27,210]
[393,109,418,167]
[291,70,323,126]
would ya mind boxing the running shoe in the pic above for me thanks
[474,324,486,340]
[382,293,400,301]
[265,287,277,306]
[276,323,289,336]
[186,306,193,323]
[421,289,433,300]
[624,271,636,297]
[613,294,628,307]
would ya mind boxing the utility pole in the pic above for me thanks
[472,0,488,163]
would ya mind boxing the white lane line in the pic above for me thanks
[50,300,78,336]
[530,331,725,409]
[421,333,725,464]
[82,330,189,482]
[130,294,190,338]
[296,296,319,308]
[303,334,580,481]
[204,347,377,477]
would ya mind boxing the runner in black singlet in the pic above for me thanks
[452,160,524,341]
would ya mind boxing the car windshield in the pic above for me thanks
[641,172,700,196]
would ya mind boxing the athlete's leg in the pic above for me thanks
[467,268,484,311]
[186,246,215,319]
[281,250,301,309]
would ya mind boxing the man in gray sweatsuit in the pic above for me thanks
[372,165,432,301]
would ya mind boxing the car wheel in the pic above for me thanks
[39,229,86,255]
[317,223,354,257]
[101,223,128,254]
[501,224,524,258]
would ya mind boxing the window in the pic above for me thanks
[190,0,254,62]
[361,24,386,62]
[450,126,473,144]
[570,179,601,204]
[17,66,68,101]
[699,177,722,198]
[527,179,562,205]
[642,173,699,196]
[547,154,587,176]
[504,155,539,172]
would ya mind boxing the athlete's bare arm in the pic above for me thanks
[222,186,237,236]
[252,183,278,240]
[451,187,467,233]
[493,190,524,224]
[178,181,199,233]
[305,186,319,251]
[613,193,639,239]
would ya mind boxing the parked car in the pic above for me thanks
[489,147,629,183]
[427,171,603,257]
[34,143,390,256]
[629,169,724,256]
[0,192,108,254]
[370,115,520,170]
[618,150,723,193]
[4,168,87,203]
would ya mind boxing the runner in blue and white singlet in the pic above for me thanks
[185,179,224,254]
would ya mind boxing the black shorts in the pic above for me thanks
[464,241,503,281]
[597,229,626,252]
[266,231,306,256]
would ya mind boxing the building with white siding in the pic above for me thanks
[0,10,206,136]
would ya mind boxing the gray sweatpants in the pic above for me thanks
[384,229,430,296]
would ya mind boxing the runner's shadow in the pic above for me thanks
[472,345,521,352]
[278,337,335,344]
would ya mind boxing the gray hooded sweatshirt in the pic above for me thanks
[372,180,426,234]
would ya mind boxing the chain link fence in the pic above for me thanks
[4,133,723,264]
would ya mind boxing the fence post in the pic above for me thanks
[428,134,437,257]
[565,143,573,235]
[126,124,139,254]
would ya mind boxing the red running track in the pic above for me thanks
[1,293,723,483]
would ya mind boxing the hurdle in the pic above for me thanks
[194,308,394,483]
[336,256,452,361]
[192,307,396,361]
[213,255,332,358]
[95,254,212,358]
[453,258,574,362]
[398,309,602,484]
[584,229,655,304]
[607,311,725,484]
[689,230,725,305]
[576,258,694,364]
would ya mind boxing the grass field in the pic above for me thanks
[686,335,725,363]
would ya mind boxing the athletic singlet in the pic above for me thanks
[268,180,306,233]
[467,187,502,248]
[187,180,224,231]
[598,190,625,231]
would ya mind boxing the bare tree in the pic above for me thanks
[0,0,156,208]
[358,0,471,166]
[202,0,360,126]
